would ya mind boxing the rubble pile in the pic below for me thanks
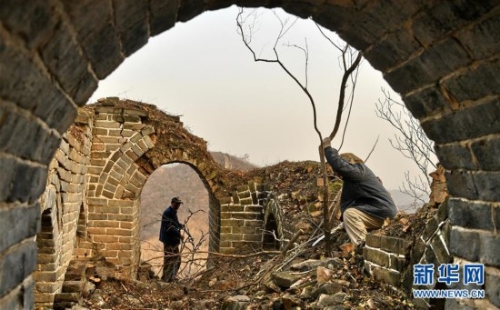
[78,160,438,309]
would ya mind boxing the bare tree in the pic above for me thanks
[236,8,362,255]
[375,88,436,204]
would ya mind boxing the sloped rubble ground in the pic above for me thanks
[81,234,415,309]
[80,160,423,309]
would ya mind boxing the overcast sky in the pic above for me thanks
[89,6,430,191]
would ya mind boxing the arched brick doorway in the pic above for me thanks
[140,163,210,278]
[1,1,500,309]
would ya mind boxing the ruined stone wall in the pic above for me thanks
[219,183,268,254]
[34,110,92,307]
[83,105,153,278]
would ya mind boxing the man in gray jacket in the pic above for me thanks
[322,138,397,247]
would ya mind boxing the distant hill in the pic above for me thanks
[210,151,258,171]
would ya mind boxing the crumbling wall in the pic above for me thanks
[34,111,92,307]
[219,183,269,253]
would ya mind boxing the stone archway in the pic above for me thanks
[80,99,231,279]
[1,1,500,309]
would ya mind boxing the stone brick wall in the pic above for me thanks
[364,234,411,288]
[219,183,268,254]
[34,110,92,308]
[2,1,500,309]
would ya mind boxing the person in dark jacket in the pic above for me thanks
[322,138,397,247]
[159,197,184,282]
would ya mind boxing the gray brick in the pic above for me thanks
[0,157,16,201]
[0,41,77,133]
[0,240,38,297]
[403,86,449,119]
[423,98,500,144]
[384,55,435,95]
[479,233,500,267]
[113,0,149,56]
[365,27,422,71]
[472,171,500,201]
[419,38,471,81]
[61,0,124,79]
[39,21,97,106]
[177,0,206,23]
[0,107,61,165]
[442,58,500,102]
[450,227,479,262]
[148,0,180,36]
[471,137,500,171]
[0,0,56,49]
[435,143,477,171]
[449,198,493,231]
[313,4,372,51]
[486,271,500,307]
[412,1,495,47]
[457,12,500,59]
[11,163,47,204]
[0,203,40,253]
[445,170,478,201]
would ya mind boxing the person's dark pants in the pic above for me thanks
[162,243,180,282]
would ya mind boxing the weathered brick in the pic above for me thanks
[94,121,121,129]
[470,137,500,171]
[230,212,260,220]
[365,233,381,248]
[450,227,480,262]
[61,0,124,79]
[113,0,149,56]
[363,247,390,268]
[485,269,500,307]
[380,235,401,253]
[0,203,40,252]
[0,40,76,134]
[435,142,477,171]
[443,59,500,103]
[479,233,500,267]
[457,12,500,60]
[371,266,400,287]
[0,240,38,296]
[148,0,180,35]
[243,234,262,242]
[221,219,244,227]
[384,55,436,95]
[444,170,478,201]
[412,1,494,47]
[0,107,59,164]
[449,198,493,231]
[426,99,500,144]
[39,20,97,105]
[106,228,131,236]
